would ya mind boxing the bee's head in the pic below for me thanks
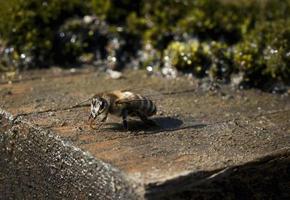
[90,97,108,119]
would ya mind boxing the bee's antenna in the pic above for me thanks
[70,97,92,108]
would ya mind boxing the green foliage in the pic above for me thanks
[139,0,192,49]
[165,40,209,77]
[91,0,143,26]
[0,0,290,88]
[177,0,257,44]
[54,17,109,65]
[165,40,232,79]
[233,19,290,85]
[0,0,90,67]
[91,0,110,20]
[207,41,233,81]
[91,0,193,50]
[257,0,290,21]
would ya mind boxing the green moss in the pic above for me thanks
[136,43,161,70]
[0,0,90,68]
[0,0,289,88]
[92,0,192,49]
[165,40,232,79]
[262,21,290,81]
[207,41,233,82]
[257,0,290,21]
[91,0,110,20]
[176,0,256,44]
[54,17,109,65]
[100,0,142,25]
[165,40,208,77]
[233,19,290,85]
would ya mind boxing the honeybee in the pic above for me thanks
[88,90,158,130]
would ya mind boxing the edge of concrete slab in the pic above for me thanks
[145,148,290,199]
[1,108,289,199]
[0,109,143,199]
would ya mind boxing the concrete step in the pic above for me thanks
[1,68,290,199]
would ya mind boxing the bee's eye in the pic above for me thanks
[99,101,105,110]
[92,99,96,106]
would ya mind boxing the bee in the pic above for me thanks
[88,90,158,130]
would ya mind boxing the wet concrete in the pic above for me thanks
[0,67,290,199]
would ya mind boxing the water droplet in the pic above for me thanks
[116,27,123,32]
[59,32,65,38]
[146,66,153,72]
[83,15,94,24]
[20,53,26,59]
[161,67,177,79]
[70,35,77,43]
[164,56,170,61]
[270,48,278,54]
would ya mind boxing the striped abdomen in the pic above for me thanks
[121,92,157,117]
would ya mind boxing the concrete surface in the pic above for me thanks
[0,67,290,199]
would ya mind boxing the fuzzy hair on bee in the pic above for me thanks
[88,90,158,130]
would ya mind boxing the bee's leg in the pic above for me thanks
[88,114,93,127]
[89,119,97,129]
[96,122,104,130]
[121,109,128,130]
[137,113,159,127]
[92,115,107,130]
[88,113,93,124]
[90,121,104,130]
[100,114,108,122]
[88,114,98,129]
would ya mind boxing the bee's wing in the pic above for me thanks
[72,87,196,107]
[123,88,165,103]
[120,87,196,102]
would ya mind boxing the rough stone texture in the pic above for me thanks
[0,67,290,199]
[0,110,140,200]
[146,149,290,199]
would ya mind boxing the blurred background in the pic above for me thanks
[0,0,289,91]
